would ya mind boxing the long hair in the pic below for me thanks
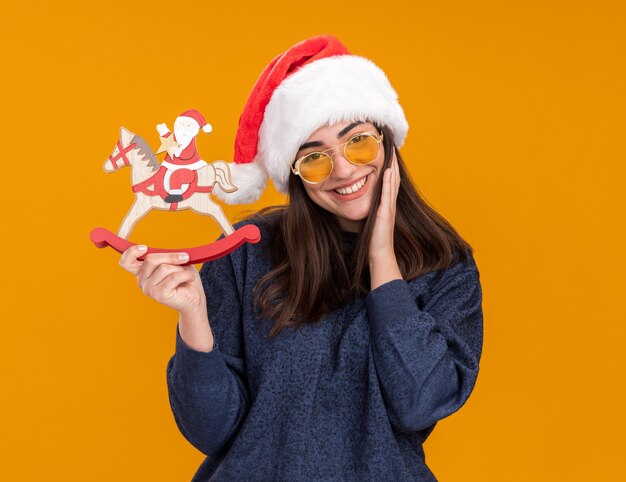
[237,124,474,339]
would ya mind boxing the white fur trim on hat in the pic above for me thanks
[212,160,268,204]
[258,54,409,195]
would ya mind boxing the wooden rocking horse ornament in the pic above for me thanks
[90,114,261,264]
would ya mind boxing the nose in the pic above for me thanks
[330,149,358,179]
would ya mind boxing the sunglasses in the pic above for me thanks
[291,131,384,184]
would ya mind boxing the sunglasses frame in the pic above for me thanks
[291,130,384,184]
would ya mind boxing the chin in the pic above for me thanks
[308,191,374,226]
[334,206,370,224]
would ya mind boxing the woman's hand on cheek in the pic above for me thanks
[369,150,403,289]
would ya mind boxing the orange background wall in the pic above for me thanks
[2,1,624,480]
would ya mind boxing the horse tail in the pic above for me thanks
[212,161,239,193]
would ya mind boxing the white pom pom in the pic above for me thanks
[202,123,213,133]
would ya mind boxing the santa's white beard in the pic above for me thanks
[174,131,194,150]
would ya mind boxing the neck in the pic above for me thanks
[130,150,158,184]
[337,217,363,233]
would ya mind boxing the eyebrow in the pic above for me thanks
[297,122,364,152]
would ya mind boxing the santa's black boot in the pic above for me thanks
[165,194,184,203]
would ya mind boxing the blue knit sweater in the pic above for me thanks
[166,217,484,481]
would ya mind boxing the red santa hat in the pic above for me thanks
[177,109,213,134]
[213,34,409,205]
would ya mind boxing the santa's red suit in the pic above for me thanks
[161,131,208,197]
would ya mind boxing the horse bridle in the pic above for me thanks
[108,140,137,170]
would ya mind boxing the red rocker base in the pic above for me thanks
[89,224,261,265]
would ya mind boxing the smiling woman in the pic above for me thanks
[119,34,484,482]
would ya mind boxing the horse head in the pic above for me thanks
[103,126,141,173]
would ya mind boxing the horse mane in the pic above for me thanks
[131,134,159,170]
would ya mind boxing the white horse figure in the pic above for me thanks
[103,127,238,239]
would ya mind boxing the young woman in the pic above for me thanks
[119,35,483,481]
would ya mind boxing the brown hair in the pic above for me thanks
[237,124,474,339]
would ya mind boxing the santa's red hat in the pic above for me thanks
[177,109,213,134]
[213,34,409,204]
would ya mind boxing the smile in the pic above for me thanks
[333,174,368,195]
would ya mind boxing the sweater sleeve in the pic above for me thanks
[165,240,250,456]
[365,253,484,434]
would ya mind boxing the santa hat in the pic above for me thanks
[177,109,213,134]
[213,34,409,205]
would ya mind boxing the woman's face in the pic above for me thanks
[294,120,385,233]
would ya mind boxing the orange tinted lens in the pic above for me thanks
[299,153,333,182]
[345,134,379,164]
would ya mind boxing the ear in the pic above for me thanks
[120,126,134,146]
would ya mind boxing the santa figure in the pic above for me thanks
[156,109,213,203]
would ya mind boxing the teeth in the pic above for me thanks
[334,175,367,195]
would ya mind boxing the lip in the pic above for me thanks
[329,174,369,191]
[329,173,371,201]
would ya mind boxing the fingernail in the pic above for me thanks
[178,253,189,261]
[137,245,147,251]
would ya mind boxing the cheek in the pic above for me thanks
[302,185,331,209]
[375,149,386,169]
[304,185,323,202]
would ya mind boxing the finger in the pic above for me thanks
[151,264,199,289]
[393,152,400,201]
[381,168,391,210]
[119,244,148,276]
[153,270,198,303]
[140,263,185,292]
[137,252,190,284]
[394,158,400,198]
[387,166,393,211]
